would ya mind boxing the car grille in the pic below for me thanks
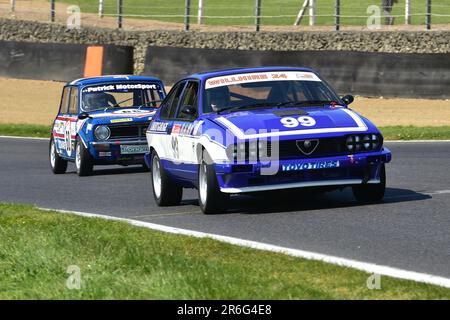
[270,136,381,159]
[275,137,345,159]
[108,122,149,139]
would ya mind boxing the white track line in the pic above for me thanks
[40,207,450,289]
[0,135,49,141]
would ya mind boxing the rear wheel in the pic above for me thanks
[198,151,229,214]
[49,137,67,174]
[75,137,93,176]
[151,151,183,206]
[352,164,386,203]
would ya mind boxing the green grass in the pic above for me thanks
[380,126,450,140]
[0,123,449,140]
[0,203,449,299]
[57,0,450,26]
[0,124,51,138]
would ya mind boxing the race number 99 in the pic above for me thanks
[280,116,316,128]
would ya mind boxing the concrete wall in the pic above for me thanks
[0,40,134,82]
[1,18,450,76]
[144,47,450,99]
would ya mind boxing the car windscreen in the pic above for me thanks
[81,82,165,112]
[202,71,342,114]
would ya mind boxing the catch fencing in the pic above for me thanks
[1,0,449,31]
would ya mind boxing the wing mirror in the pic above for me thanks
[78,112,90,120]
[341,95,354,105]
[181,105,196,116]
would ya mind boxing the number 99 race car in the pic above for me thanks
[50,75,166,176]
[145,67,391,214]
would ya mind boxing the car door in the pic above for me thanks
[63,86,79,159]
[149,81,187,164]
[169,80,200,181]
[53,86,72,158]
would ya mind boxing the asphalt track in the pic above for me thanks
[0,137,449,278]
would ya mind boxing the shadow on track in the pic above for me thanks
[66,165,148,176]
[222,187,432,215]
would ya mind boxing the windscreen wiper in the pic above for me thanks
[275,100,340,108]
[104,97,135,111]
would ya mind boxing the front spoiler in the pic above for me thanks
[89,139,148,162]
[215,148,391,194]
[220,178,380,194]
[90,139,147,146]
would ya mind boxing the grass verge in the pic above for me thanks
[380,126,450,140]
[0,203,449,299]
[0,124,449,141]
[0,124,51,138]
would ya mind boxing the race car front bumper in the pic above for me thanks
[89,139,149,164]
[214,148,391,194]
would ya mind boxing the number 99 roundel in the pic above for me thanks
[280,116,316,128]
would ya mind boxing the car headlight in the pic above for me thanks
[345,134,381,152]
[249,141,258,160]
[346,136,355,151]
[227,139,271,162]
[94,125,111,140]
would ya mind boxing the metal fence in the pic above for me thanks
[1,0,450,32]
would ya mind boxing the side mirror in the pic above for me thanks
[181,105,196,116]
[78,112,90,120]
[341,95,354,105]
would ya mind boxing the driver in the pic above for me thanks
[205,86,230,113]
[82,92,117,111]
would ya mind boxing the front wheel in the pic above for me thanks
[49,137,67,174]
[198,151,229,214]
[151,151,183,206]
[352,164,386,203]
[75,137,93,176]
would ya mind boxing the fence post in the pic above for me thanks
[117,0,123,29]
[10,0,15,13]
[335,0,340,31]
[50,0,55,22]
[198,0,204,24]
[405,0,411,24]
[184,0,190,31]
[426,0,431,30]
[99,0,104,18]
[309,0,316,26]
[255,0,261,32]
[294,0,309,26]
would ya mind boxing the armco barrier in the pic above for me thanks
[144,46,450,99]
[0,41,133,82]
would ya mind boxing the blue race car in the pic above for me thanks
[50,75,166,176]
[145,67,391,214]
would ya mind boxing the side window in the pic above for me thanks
[59,87,70,114]
[160,82,186,120]
[68,87,79,115]
[176,81,199,120]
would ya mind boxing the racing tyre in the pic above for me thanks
[198,151,229,214]
[352,164,386,203]
[75,137,93,176]
[151,151,183,206]
[49,137,67,174]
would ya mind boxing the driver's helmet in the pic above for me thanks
[206,86,230,112]
[82,92,109,111]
